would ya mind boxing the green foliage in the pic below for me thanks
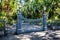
[58,15,60,19]
[21,0,44,19]
[0,12,3,16]
[0,22,4,31]
[47,19,60,29]
[52,20,60,26]
[7,17,13,24]
[47,21,53,30]
[21,0,60,19]
[0,0,60,24]
[12,13,17,20]
[0,0,17,24]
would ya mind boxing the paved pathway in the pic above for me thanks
[6,24,43,34]
[0,30,60,40]
[0,24,60,40]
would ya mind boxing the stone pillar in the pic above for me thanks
[43,12,47,31]
[16,10,22,34]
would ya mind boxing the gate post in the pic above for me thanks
[16,10,22,34]
[43,7,47,31]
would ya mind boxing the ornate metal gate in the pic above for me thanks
[16,10,47,34]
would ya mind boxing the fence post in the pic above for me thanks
[16,10,22,34]
[4,19,6,36]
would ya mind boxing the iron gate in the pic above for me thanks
[16,11,47,34]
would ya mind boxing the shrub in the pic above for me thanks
[52,20,60,26]
[0,22,4,31]
[47,21,53,30]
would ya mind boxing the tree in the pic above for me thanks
[21,0,60,19]
[0,0,17,24]
[21,0,44,19]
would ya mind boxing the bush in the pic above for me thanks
[47,19,60,30]
[0,22,4,31]
[52,20,60,26]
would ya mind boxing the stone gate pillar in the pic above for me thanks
[43,13,47,31]
[43,7,47,31]
[16,10,22,34]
